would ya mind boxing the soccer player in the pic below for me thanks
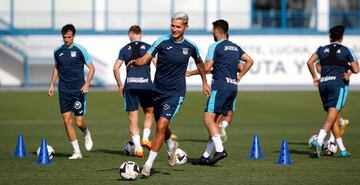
[48,24,95,159]
[187,19,254,165]
[113,25,156,157]
[307,25,359,158]
[128,12,210,177]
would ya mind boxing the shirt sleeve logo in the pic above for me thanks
[182,48,189,55]
[71,51,77,57]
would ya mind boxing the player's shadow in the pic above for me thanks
[31,151,70,158]
[287,142,308,146]
[178,139,208,143]
[92,149,127,156]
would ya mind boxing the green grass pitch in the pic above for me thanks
[1,91,360,184]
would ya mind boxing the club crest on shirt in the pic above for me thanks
[74,101,82,109]
[71,51,77,57]
[182,48,189,55]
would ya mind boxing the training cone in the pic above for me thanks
[275,139,293,165]
[247,134,265,159]
[13,133,28,158]
[34,139,53,165]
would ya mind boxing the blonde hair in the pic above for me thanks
[172,12,189,24]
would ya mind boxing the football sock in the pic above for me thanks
[329,131,335,143]
[132,135,142,151]
[83,128,89,137]
[165,138,175,153]
[336,138,346,151]
[317,129,327,146]
[212,134,224,152]
[203,140,214,158]
[143,128,151,141]
[144,150,158,169]
[70,139,81,154]
[221,121,229,129]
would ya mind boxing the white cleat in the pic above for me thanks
[68,152,82,160]
[84,131,93,151]
[168,141,178,167]
[141,164,151,177]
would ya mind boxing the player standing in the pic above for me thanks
[113,25,156,157]
[48,24,95,159]
[128,12,210,177]
[307,25,359,158]
[187,20,254,165]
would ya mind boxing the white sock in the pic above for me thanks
[340,117,345,126]
[132,135,142,151]
[203,140,214,158]
[165,138,175,153]
[83,128,90,137]
[329,131,335,143]
[144,150,158,169]
[336,138,346,151]
[70,139,81,154]
[221,121,229,129]
[317,129,327,146]
[212,134,224,152]
[143,128,151,141]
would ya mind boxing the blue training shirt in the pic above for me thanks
[315,42,357,86]
[205,39,245,91]
[54,43,92,94]
[147,35,200,96]
[118,41,152,89]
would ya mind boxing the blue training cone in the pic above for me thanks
[247,134,265,159]
[34,139,53,165]
[13,133,28,158]
[275,139,293,165]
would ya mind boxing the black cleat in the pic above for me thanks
[211,150,228,164]
[192,156,212,165]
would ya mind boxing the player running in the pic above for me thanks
[128,12,210,177]
[187,19,254,165]
[48,24,95,159]
[113,25,157,157]
[307,25,359,158]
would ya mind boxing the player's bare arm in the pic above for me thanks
[306,54,320,86]
[127,53,152,67]
[81,63,95,93]
[237,53,254,82]
[48,64,59,97]
[195,57,211,96]
[113,59,124,97]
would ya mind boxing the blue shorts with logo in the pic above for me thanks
[124,89,153,111]
[205,90,237,115]
[319,84,348,111]
[153,93,184,122]
[59,92,87,116]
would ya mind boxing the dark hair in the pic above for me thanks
[61,24,76,35]
[329,25,345,41]
[128,25,142,34]
[212,19,229,34]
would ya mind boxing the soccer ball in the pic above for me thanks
[36,145,55,160]
[119,161,140,180]
[168,148,187,165]
[308,134,318,148]
[124,141,135,156]
[322,140,338,156]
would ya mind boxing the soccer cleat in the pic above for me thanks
[311,139,321,158]
[141,139,152,150]
[192,156,212,166]
[84,131,93,151]
[141,164,151,177]
[339,119,349,136]
[211,150,228,164]
[339,150,350,158]
[68,152,82,159]
[168,141,178,166]
[134,150,144,158]
[220,127,227,143]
